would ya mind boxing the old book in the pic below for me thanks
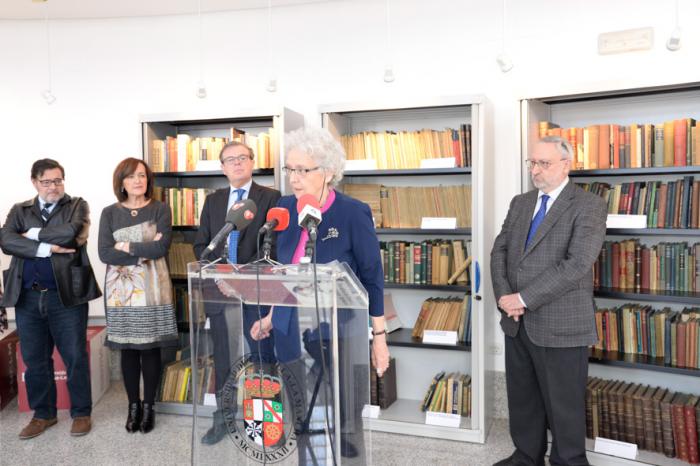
[652,387,667,453]
[671,393,689,462]
[641,386,657,451]
[623,383,638,444]
[376,358,397,409]
[684,395,699,464]
[420,371,444,411]
[660,388,676,457]
[632,383,647,447]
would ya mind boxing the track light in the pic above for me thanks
[666,26,681,51]
[496,53,514,73]
[41,89,56,105]
[383,67,395,83]
[196,81,207,99]
[266,78,277,93]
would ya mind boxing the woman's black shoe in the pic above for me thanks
[140,403,155,433]
[125,402,142,433]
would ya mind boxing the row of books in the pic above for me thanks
[586,376,700,463]
[160,355,215,403]
[593,305,700,368]
[149,127,274,172]
[578,177,700,229]
[340,125,472,169]
[420,371,471,417]
[370,358,397,409]
[379,239,470,286]
[167,242,197,279]
[411,296,472,345]
[594,240,700,293]
[152,187,214,226]
[538,119,700,169]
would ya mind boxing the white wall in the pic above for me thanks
[1,0,699,372]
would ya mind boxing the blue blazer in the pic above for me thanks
[270,191,384,361]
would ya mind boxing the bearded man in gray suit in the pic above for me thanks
[491,136,607,466]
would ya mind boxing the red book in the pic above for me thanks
[672,393,689,462]
[684,396,699,464]
[674,119,687,166]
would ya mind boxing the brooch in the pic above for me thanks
[130,210,139,217]
[321,227,339,242]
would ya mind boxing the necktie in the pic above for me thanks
[41,203,53,222]
[227,189,245,263]
[525,194,550,249]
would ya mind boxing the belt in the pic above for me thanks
[31,282,49,292]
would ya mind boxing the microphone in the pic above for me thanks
[297,194,322,241]
[258,207,290,235]
[201,199,258,260]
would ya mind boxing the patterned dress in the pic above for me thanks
[98,201,178,349]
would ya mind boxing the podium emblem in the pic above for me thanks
[243,375,284,447]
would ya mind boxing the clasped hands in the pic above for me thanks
[21,231,75,254]
[498,293,525,322]
[114,232,162,253]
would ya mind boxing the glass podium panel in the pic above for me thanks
[188,261,372,465]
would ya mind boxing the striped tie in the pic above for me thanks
[41,203,53,222]
[227,189,245,264]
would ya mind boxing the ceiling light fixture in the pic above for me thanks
[383,0,395,83]
[666,0,681,51]
[496,0,514,73]
[40,0,56,104]
[196,0,207,98]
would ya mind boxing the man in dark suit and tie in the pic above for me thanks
[193,141,281,444]
[491,136,607,466]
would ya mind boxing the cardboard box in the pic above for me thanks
[17,326,111,412]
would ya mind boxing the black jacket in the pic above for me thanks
[1,194,102,308]
[193,182,281,262]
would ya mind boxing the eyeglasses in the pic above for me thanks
[222,155,253,165]
[525,159,568,170]
[282,166,322,177]
[37,178,64,187]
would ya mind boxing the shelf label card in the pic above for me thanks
[421,217,457,229]
[593,437,638,460]
[203,393,217,406]
[423,330,458,345]
[196,160,221,172]
[345,159,378,171]
[362,404,381,419]
[606,214,647,229]
[425,411,461,428]
[420,157,456,169]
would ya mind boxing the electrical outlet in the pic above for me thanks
[598,27,654,55]
[488,344,503,355]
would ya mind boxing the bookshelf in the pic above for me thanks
[521,82,700,465]
[140,107,303,416]
[321,95,492,443]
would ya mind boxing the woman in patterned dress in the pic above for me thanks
[98,158,178,433]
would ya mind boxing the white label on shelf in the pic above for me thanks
[422,330,458,345]
[362,404,381,419]
[421,217,457,229]
[203,393,217,407]
[345,159,378,171]
[593,437,638,460]
[420,157,456,169]
[425,411,461,428]
[606,214,647,229]
[196,159,221,172]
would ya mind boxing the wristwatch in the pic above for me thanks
[372,329,386,336]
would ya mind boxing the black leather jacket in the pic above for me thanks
[1,194,102,308]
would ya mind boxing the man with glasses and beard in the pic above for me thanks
[491,137,607,466]
[1,159,101,439]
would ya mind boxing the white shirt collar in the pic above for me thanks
[230,179,253,197]
[539,176,569,204]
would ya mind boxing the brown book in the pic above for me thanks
[632,384,647,447]
[376,358,397,409]
[614,382,631,442]
[657,184,668,228]
[585,377,597,438]
[685,395,699,464]
[641,386,657,451]
[672,393,689,462]
[652,388,667,453]
[599,379,615,439]
[623,383,638,444]
[607,380,622,440]
[692,181,700,229]
[660,389,676,457]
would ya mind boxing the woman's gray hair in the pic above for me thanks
[284,127,346,187]
[539,135,573,160]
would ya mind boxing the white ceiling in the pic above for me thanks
[0,0,338,20]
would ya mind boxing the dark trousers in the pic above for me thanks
[15,289,91,419]
[505,324,589,466]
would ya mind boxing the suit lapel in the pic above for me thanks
[521,182,575,260]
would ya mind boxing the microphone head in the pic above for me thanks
[296,193,321,213]
[228,198,258,231]
[266,207,290,231]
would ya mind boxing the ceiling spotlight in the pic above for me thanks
[266,78,277,93]
[383,67,395,83]
[41,89,56,105]
[196,81,207,99]
[666,26,681,51]
[496,53,514,73]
